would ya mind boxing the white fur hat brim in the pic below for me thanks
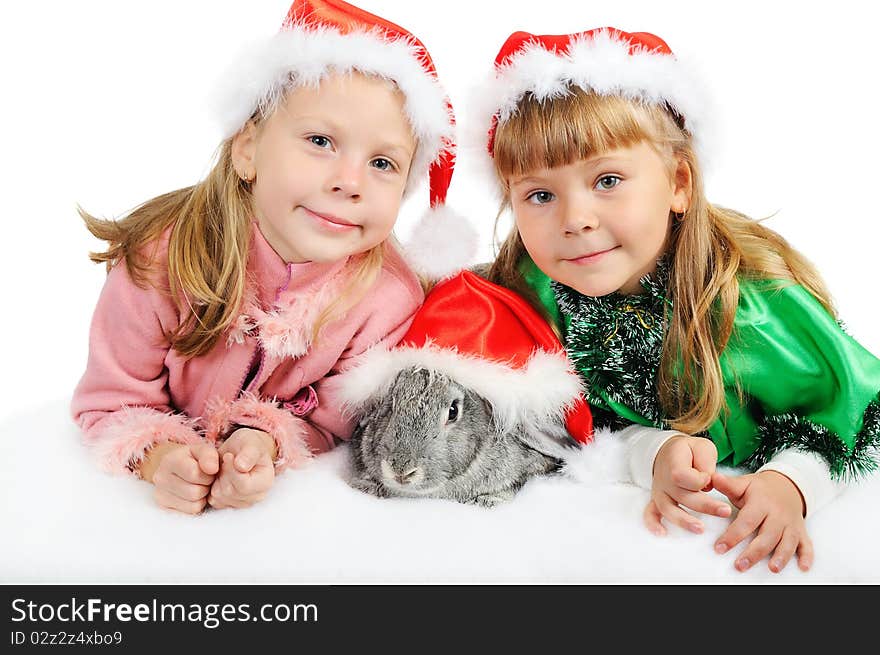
[213,24,454,195]
[338,342,584,434]
[467,28,714,176]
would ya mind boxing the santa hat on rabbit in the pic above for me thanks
[340,271,594,444]
[214,0,476,279]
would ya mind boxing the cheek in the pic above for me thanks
[616,195,669,244]
[515,213,555,262]
[257,145,314,196]
[255,164,298,206]
[369,185,405,229]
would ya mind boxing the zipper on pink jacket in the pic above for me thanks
[239,262,293,396]
[240,343,264,395]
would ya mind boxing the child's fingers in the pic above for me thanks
[673,489,732,518]
[191,443,220,476]
[207,491,235,509]
[220,452,238,479]
[211,452,274,507]
[691,440,717,474]
[154,464,211,502]
[714,506,762,555]
[167,476,211,502]
[233,442,262,473]
[208,488,254,509]
[643,499,667,536]
[220,454,255,492]
[231,465,275,497]
[733,520,783,572]
[671,466,711,492]
[213,461,253,500]
[710,471,750,506]
[691,441,717,491]
[154,458,213,488]
[796,535,814,572]
[172,459,215,486]
[210,470,270,508]
[655,494,704,534]
[154,488,206,515]
[768,528,800,573]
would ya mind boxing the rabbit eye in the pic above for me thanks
[447,399,460,423]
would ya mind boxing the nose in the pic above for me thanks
[561,197,599,235]
[381,460,422,486]
[329,156,363,201]
[395,466,420,485]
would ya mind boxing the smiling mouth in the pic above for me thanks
[302,207,360,230]
[565,246,619,263]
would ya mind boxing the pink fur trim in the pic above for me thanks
[226,313,257,347]
[202,396,236,443]
[204,393,314,471]
[86,406,204,476]
[227,265,352,357]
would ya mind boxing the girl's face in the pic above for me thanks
[233,73,416,263]
[508,141,690,296]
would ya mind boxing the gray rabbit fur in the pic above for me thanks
[347,365,577,507]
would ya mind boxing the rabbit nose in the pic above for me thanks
[396,466,420,484]
[381,460,422,486]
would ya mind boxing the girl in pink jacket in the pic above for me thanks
[71,0,467,515]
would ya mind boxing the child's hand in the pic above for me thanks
[644,435,732,536]
[711,470,813,573]
[140,442,219,515]
[207,428,276,509]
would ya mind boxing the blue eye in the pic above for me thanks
[371,157,395,172]
[309,135,331,148]
[595,175,621,191]
[527,190,555,205]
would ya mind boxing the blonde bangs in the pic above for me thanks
[492,88,657,181]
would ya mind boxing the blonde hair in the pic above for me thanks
[81,107,390,359]
[488,88,835,434]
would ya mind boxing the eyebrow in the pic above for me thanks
[509,155,628,186]
[289,113,339,131]
[290,114,413,160]
[377,141,414,161]
[584,155,625,168]
[509,175,545,188]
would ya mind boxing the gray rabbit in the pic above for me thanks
[347,365,579,507]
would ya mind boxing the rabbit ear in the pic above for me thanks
[339,381,390,424]
[478,396,506,439]
[515,421,580,461]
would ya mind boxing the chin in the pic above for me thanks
[294,239,361,264]
[561,275,622,298]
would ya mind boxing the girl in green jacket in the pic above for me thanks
[476,27,880,574]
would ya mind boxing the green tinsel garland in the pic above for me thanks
[744,396,880,480]
[553,258,671,428]
[554,258,880,479]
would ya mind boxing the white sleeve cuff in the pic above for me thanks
[757,449,848,519]
[616,424,685,490]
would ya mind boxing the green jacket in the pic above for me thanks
[519,256,880,479]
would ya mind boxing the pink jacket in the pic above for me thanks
[71,223,424,475]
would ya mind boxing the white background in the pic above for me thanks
[0,0,877,423]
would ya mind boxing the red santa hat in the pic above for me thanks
[339,270,594,444]
[214,0,476,278]
[473,27,712,182]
